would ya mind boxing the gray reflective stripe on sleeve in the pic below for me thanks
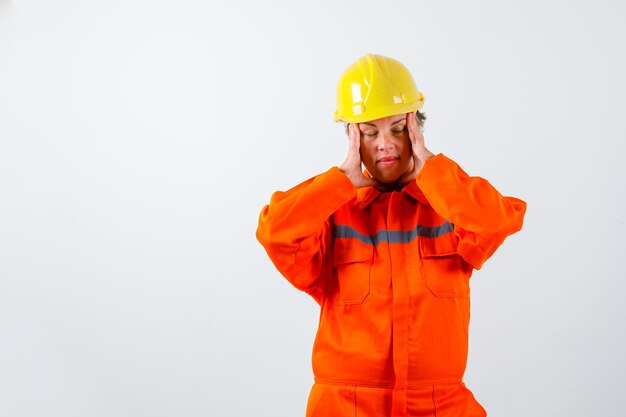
[334,221,454,246]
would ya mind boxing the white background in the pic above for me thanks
[1,1,625,416]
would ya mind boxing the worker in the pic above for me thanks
[256,53,526,417]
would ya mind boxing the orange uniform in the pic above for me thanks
[257,154,526,417]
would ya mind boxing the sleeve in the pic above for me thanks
[416,154,527,270]
[256,167,357,299]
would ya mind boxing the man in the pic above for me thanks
[256,53,526,417]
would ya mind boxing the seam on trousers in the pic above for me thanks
[353,386,357,417]
[431,384,437,417]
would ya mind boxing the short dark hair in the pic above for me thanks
[344,110,426,135]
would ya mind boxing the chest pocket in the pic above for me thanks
[333,239,373,305]
[419,232,471,298]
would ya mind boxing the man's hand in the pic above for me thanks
[339,124,380,188]
[398,112,435,184]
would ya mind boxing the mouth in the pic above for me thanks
[377,156,399,167]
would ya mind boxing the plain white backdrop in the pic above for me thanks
[1,1,625,416]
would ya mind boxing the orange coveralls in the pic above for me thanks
[257,154,526,417]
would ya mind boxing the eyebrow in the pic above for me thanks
[361,118,406,128]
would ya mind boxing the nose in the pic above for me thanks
[377,131,393,150]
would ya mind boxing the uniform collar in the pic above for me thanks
[402,180,429,205]
[356,187,381,209]
[356,180,429,209]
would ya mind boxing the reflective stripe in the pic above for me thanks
[334,222,454,246]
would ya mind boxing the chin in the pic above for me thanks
[375,173,403,184]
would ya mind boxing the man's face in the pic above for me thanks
[357,113,413,184]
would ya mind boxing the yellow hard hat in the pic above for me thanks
[334,53,424,123]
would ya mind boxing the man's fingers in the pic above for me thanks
[349,123,360,146]
[406,112,413,129]
[347,123,362,161]
[406,113,427,158]
[406,112,418,142]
